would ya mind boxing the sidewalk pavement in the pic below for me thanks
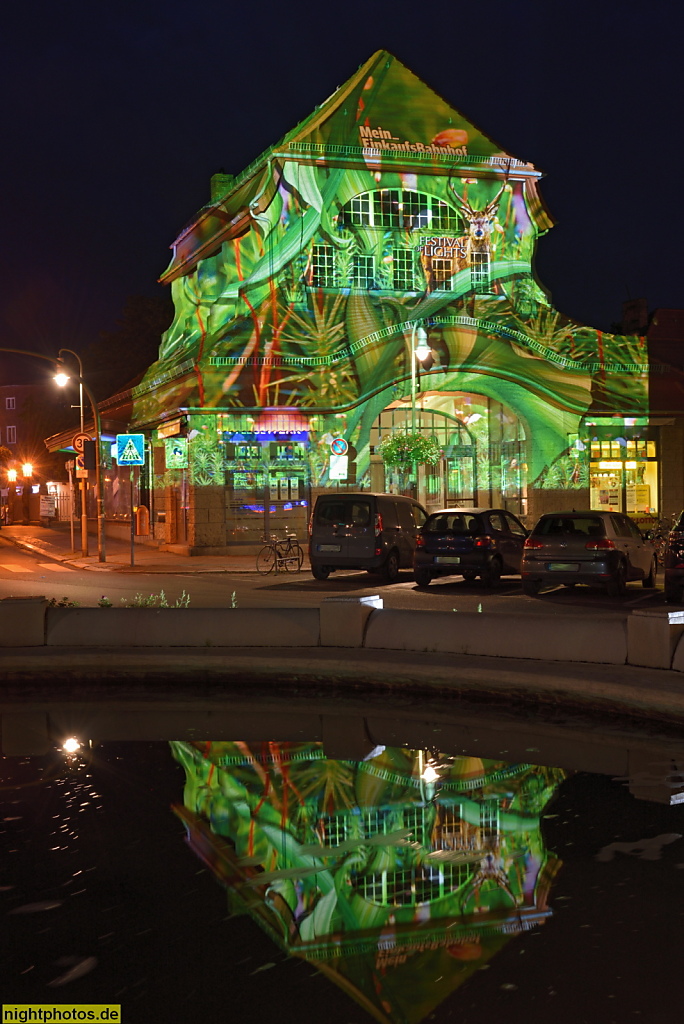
[0,523,304,574]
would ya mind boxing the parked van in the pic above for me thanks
[309,492,428,581]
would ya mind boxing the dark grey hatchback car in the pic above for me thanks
[521,510,656,597]
[413,508,528,587]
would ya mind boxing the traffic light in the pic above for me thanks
[347,444,357,483]
[82,439,96,471]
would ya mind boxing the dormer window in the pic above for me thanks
[342,189,459,232]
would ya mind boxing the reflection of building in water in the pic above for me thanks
[172,741,565,1024]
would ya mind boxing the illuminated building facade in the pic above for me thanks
[129,51,660,551]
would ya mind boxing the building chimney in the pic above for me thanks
[621,298,648,335]
[210,170,235,201]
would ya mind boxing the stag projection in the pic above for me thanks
[448,174,508,293]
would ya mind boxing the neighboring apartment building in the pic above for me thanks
[0,383,59,473]
[48,51,674,551]
[0,386,19,452]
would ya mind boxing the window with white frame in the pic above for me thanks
[351,254,375,288]
[392,248,416,290]
[5,397,15,410]
[430,257,453,290]
[310,244,337,287]
[348,194,371,225]
[340,189,459,231]
[6,426,16,444]
[471,251,491,293]
[479,799,499,842]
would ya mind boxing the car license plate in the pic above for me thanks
[318,544,341,553]
[435,556,461,564]
[547,562,579,571]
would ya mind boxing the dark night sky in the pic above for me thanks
[2,0,682,383]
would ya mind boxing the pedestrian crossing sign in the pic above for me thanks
[116,433,146,465]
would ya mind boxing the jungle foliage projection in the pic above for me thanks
[134,50,648,492]
[171,740,565,1024]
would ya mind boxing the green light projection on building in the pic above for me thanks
[132,51,650,544]
[172,740,566,1024]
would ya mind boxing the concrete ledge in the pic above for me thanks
[4,604,679,669]
[45,607,321,647]
[628,608,684,669]
[320,595,383,647]
[364,609,628,664]
[0,596,48,647]
[670,630,684,673]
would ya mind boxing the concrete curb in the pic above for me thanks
[3,597,684,674]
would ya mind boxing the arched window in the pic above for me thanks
[342,189,459,232]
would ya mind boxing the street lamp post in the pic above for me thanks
[58,348,88,557]
[410,322,431,499]
[410,322,430,433]
[21,462,33,525]
[6,467,17,524]
[54,366,106,563]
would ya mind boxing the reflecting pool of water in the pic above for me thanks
[1,738,682,1024]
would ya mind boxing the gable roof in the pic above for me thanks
[281,49,518,160]
[160,51,537,284]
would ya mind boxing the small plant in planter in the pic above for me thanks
[377,432,442,468]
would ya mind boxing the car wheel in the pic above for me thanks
[414,568,432,587]
[642,558,657,588]
[665,581,684,604]
[382,551,400,583]
[462,570,478,582]
[311,564,331,580]
[606,562,626,598]
[522,580,541,596]
[480,559,502,588]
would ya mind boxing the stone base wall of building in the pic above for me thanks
[658,421,684,520]
[186,485,227,548]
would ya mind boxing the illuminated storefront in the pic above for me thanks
[586,418,658,516]
[128,50,654,551]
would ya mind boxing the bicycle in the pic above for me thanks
[256,533,304,574]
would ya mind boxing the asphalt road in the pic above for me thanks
[0,540,667,616]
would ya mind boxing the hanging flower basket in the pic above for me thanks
[377,432,442,468]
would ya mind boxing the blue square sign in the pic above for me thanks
[116,433,146,465]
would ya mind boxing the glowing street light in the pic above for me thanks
[408,322,432,499]
[7,468,17,483]
[57,348,88,557]
[54,364,106,563]
[20,462,34,524]
[410,323,430,433]
[421,763,440,784]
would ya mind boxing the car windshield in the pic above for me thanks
[537,516,605,538]
[426,512,481,535]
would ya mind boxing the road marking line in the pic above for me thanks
[624,592,656,606]
[38,563,73,572]
[0,564,34,572]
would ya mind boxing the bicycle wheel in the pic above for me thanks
[284,542,304,573]
[256,545,276,574]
